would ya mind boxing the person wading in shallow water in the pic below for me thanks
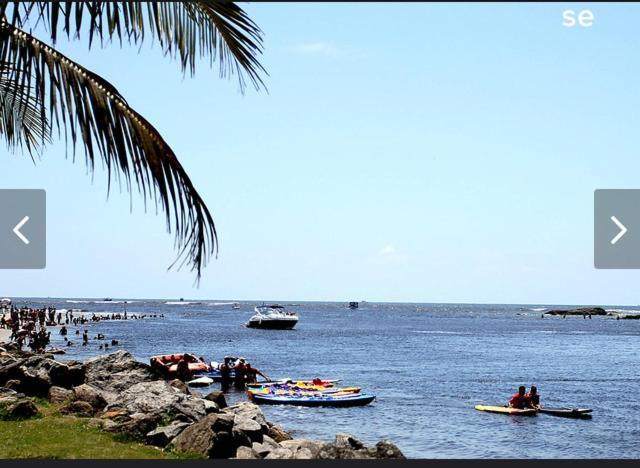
[234,359,247,389]
[245,362,269,384]
[219,362,232,391]
[176,359,192,382]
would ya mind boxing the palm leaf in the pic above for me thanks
[0,60,50,154]
[1,1,266,91]
[0,20,217,279]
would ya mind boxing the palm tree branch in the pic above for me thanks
[0,60,49,155]
[1,1,266,91]
[0,20,217,279]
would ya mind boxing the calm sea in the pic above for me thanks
[10,299,640,459]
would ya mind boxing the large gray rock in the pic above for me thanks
[264,448,295,459]
[335,433,365,450]
[233,416,263,443]
[105,411,163,440]
[83,351,160,394]
[204,391,227,409]
[545,307,606,316]
[103,380,206,423]
[17,367,51,396]
[73,384,107,411]
[48,386,73,403]
[171,413,244,458]
[235,446,260,459]
[280,439,326,458]
[171,414,218,457]
[146,420,190,447]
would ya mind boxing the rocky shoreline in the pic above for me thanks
[0,344,404,460]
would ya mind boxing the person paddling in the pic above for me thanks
[508,386,528,409]
[525,386,540,409]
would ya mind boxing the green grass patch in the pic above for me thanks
[0,401,203,459]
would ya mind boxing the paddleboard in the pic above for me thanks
[187,377,214,387]
[475,405,537,416]
[539,407,592,419]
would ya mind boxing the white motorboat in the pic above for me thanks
[246,304,299,330]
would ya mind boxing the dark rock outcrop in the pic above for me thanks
[146,420,190,447]
[545,307,606,316]
[204,391,227,409]
[4,399,39,419]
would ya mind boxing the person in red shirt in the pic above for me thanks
[509,386,528,408]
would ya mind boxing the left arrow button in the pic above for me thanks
[13,216,30,245]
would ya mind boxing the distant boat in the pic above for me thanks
[246,304,298,330]
[348,301,359,310]
[103,298,113,302]
[232,302,241,310]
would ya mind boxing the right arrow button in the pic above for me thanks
[610,215,627,245]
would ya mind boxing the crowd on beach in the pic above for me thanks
[0,303,165,353]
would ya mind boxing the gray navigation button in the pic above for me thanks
[0,189,46,269]
[594,189,640,269]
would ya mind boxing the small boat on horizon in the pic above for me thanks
[232,302,241,310]
[246,304,299,330]
[348,301,359,310]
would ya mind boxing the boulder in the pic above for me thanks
[72,384,107,411]
[105,411,163,440]
[171,414,218,457]
[204,391,227,409]
[0,387,19,404]
[232,429,252,450]
[83,351,160,394]
[146,420,190,447]
[102,380,206,423]
[295,448,314,459]
[335,433,365,450]
[0,358,26,387]
[18,367,51,396]
[4,399,39,419]
[171,413,244,458]
[169,379,192,395]
[235,446,260,459]
[375,440,405,459]
[48,386,73,403]
[267,423,292,442]
[280,439,325,458]
[264,448,294,459]
[4,379,22,392]
[203,400,219,414]
[60,400,94,417]
[233,416,263,443]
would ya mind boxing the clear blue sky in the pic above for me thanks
[2,3,640,304]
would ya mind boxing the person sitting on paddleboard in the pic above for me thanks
[509,386,528,409]
[525,386,540,409]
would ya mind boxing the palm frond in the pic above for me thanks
[1,1,266,91]
[0,20,217,279]
[0,60,49,155]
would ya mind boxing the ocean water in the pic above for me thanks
[11,299,640,459]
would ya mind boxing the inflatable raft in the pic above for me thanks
[150,353,209,378]
[475,405,537,416]
[252,392,375,407]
